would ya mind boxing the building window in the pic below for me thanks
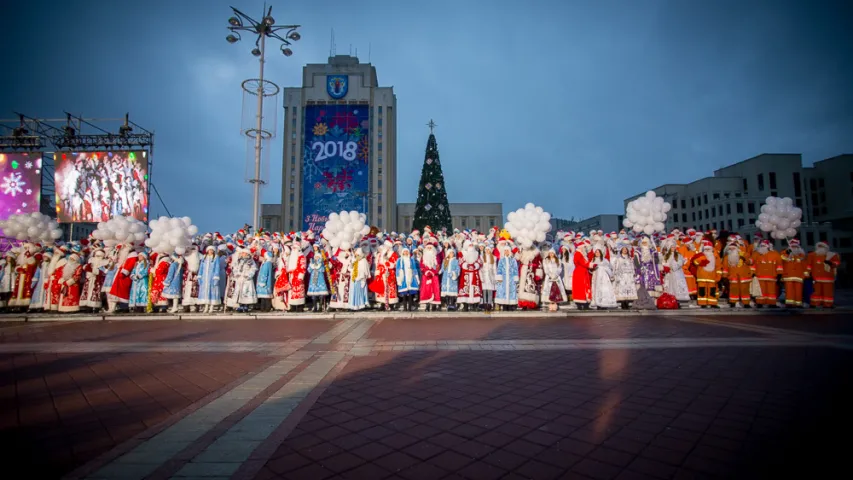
[810,178,817,191]
[692,212,696,222]
[821,206,828,215]
[378,219,382,228]
[738,218,745,227]
[736,202,744,214]
[757,174,764,191]
[726,204,731,215]
[743,178,748,192]
[680,199,686,209]
[378,205,382,214]
[793,172,802,197]
[289,194,294,202]
[713,193,720,200]
[769,172,777,190]
[378,142,382,151]
[796,198,803,208]
[475,218,481,228]
[807,232,815,246]
[378,157,383,164]
[378,118,382,126]
[378,180,382,188]
[718,205,723,216]
[289,206,294,215]
[771,190,777,197]
[820,191,826,204]
[698,211,703,220]
[748,203,755,214]
[461,218,467,227]
[727,219,733,230]
[818,178,824,188]
[681,213,687,222]
[735,192,741,198]
[709,208,714,218]
[378,106,382,114]
[378,167,383,175]
[291,132,296,139]
[691,198,695,208]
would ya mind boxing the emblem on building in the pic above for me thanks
[327,75,348,99]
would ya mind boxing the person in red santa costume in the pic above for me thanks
[369,240,399,310]
[272,241,291,311]
[9,242,39,309]
[419,239,442,311]
[107,243,137,312]
[80,247,109,312]
[517,243,543,310]
[457,240,483,311]
[58,247,85,313]
[286,239,307,311]
[572,240,593,310]
[149,252,172,312]
[47,246,70,311]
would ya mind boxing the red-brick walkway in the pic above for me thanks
[0,314,849,479]
[0,351,272,478]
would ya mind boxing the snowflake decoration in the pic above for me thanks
[438,205,445,210]
[21,202,27,208]
[426,158,433,165]
[25,188,32,195]
[313,123,329,136]
[24,161,33,169]
[425,183,432,190]
[1,172,25,197]
[424,204,432,211]
[435,183,442,189]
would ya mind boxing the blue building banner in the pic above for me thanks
[302,104,370,233]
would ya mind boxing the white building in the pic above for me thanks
[396,203,502,233]
[624,153,853,252]
[566,214,623,234]
[280,55,397,232]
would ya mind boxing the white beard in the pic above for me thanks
[726,248,740,266]
[816,247,828,256]
[757,246,769,255]
[791,247,805,256]
[288,250,301,270]
[640,247,652,263]
[89,256,108,271]
[520,248,538,264]
[185,251,200,273]
[703,250,715,272]
[61,258,80,281]
[462,247,479,264]
[422,249,437,269]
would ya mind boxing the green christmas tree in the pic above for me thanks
[412,120,452,232]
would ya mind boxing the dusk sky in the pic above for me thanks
[3,0,852,232]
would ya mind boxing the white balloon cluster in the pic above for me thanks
[92,216,147,247]
[0,212,63,243]
[756,196,802,240]
[504,203,552,249]
[623,191,671,235]
[145,216,199,255]
[322,211,370,251]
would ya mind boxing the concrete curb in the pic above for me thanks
[1,306,849,322]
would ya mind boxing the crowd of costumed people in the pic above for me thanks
[0,195,842,315]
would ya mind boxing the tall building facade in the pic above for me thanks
[281,55,397,232]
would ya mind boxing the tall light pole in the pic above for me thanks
[225,4,300,232]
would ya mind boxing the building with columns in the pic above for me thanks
[280,55,397,232]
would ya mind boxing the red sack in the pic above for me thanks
[656,292,679,310]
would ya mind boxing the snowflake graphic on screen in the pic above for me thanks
[24,161,33,169]
[25,188,32,195]
[1,172,25,197]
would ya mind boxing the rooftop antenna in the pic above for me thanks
[329,28,336,56]
[355,47,358,58]
[368,43,371,63]
[349,44,352,55]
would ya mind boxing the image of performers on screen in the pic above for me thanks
[55,151,148,222]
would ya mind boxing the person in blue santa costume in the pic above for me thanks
[163,252,184,313]
[395,246,420,311]
[255,250,275,312]
[307,243,330,312]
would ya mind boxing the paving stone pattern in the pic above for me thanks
[0,351,272,479]
[258,348,852,479]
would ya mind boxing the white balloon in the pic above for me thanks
[328,212,339,222]
[662,203,672,213]
[340,241,352,250]
[643,225,655,235]
[175,246,187,255]
[623,219,634,228]
[645,191,656,199]
[188,225,199,236]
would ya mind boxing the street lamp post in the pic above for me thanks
[225,4,301,231]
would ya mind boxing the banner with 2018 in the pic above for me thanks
[302,104,370,233]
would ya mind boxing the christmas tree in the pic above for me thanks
[412,120,452,232]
